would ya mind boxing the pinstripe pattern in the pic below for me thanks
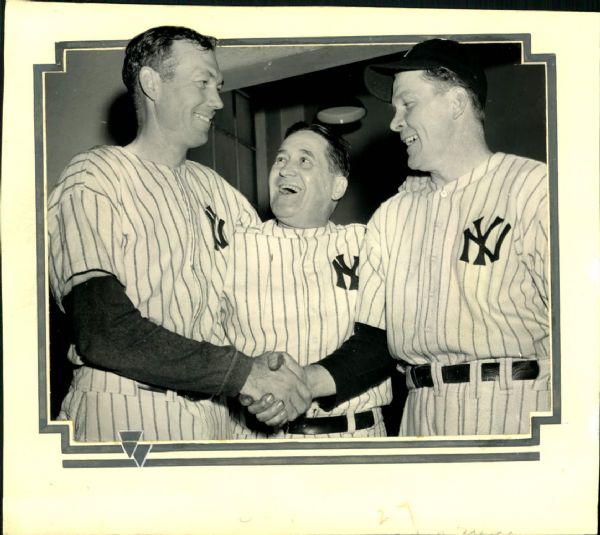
[49,145,259,441]
[220,220,392,439]
[358,152,551,436]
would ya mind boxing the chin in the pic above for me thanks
[271,202,294,219]
[274,216,297,228]
[407,154,419,169]
[407,156,428,173]
[188,131,209,149]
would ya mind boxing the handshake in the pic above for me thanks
[238,351,333,427]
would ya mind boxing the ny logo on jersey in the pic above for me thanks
[332,254,359,290]
[460,216,512,266]
[204,205,229,251]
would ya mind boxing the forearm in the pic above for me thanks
[63,274,253,396]
[313,322,397,410]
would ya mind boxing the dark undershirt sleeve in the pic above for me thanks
[62,275,254,396]
[316,322,397,411]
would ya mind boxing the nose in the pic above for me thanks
[390,108,405,132]
[209,87,224,110]
[279,161,297,176]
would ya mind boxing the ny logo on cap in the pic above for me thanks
[460,216,512,266]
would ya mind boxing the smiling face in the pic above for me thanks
[269,130,347,229]
[389,70,456,175]
[153,39,224,151]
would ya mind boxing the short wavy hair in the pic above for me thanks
[122,26,217,111]
[284,122,351,177]
[422,66,486,122]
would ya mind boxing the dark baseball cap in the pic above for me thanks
[364,38,487,107]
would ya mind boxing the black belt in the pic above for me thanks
[408,360,540,389]
[136,383,211,402]
[285,410,375,435]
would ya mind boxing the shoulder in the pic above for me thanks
[49,146,124,204]
[330,222,367,239]
[335,224,367,253]
[493,153,548,204]
[72,145,133,169]
[367,182,415,227]
[377,175,431,210]
[185,159,218,179]
[493,152,547,184]
[234,219,271,236]
[186,161,258,216]
[185,160,239,195]
[58,145,116,174]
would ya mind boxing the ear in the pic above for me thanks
[331,175,348,201]
[138,66,161,102]
[449,86,469,119]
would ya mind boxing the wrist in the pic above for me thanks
[306,364,336,398]
[239,359,261,400]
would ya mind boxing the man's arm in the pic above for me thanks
[311,323,396,407]
[49,157,310,415]
[65,274,311,417]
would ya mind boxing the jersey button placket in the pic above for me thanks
[295,237,309,362]
[418,191,436,344]
[176,167,204,331]
[425,186,450,337]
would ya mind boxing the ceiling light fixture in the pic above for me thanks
[316,97,366,125]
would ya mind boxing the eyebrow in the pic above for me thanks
[393,90,417,100]
[276,148,316,158]
[192,69,224,85]
[298,148,315,158]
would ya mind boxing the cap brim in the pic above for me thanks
[364,58,444,102]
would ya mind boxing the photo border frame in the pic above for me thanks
[35,32,561,469]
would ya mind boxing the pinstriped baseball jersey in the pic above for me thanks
[219,220,392,439]
[358,152,551,436]
[48,145,259,441]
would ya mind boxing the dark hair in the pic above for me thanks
[284,122,351,177]
[422,66,486,122]
[122,26,217,110]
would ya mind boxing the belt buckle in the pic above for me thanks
[411,364,434,388]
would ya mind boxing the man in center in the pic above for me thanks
[219,122,394,439]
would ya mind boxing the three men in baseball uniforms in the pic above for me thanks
[48,26,311,442]
[251,38,551,437]
[50,30,551,440]
[220,122,394,439]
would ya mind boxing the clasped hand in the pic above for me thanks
[239,352,311,426]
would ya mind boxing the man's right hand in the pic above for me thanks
[239,352,311,423]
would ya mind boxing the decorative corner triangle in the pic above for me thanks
[132,444,152,467]
[119,430,143,442]
[121,441,138,458]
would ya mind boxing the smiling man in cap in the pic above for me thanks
[251,38,551,437]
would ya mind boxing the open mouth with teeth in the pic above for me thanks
[278,184,302,195]
[193,112,212,124]
[403,134,419,146]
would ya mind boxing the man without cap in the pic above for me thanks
[220,122,393,439]
[48,26,310,442]
[251,39,551,437]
